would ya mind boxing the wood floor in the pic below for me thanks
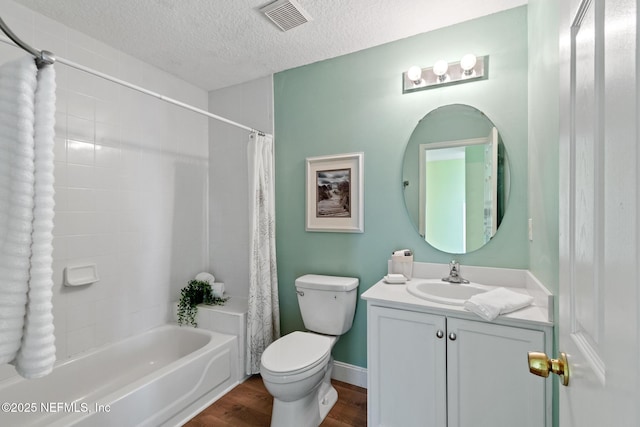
[185,375,367,426]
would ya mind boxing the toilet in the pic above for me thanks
[260,274,359,427]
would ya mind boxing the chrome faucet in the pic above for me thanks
[442,260,469,284]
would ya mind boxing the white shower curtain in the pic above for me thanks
[246,131,280,375]
[0,56,57,379]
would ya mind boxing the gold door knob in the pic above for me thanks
[527,351,569,386]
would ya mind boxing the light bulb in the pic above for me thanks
[432,60,449,82]
[407,66,423,84]
[460,54,477,76]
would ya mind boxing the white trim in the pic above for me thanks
[421,136,489,151]
[331,361,367,389]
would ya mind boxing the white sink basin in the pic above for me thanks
[406,279,491,306]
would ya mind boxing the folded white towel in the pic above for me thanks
[463,287,534,321]
[211,282,225,299]
[195,272,215,285]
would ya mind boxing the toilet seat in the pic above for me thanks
[261,332,332,380]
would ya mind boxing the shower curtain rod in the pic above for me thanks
[0,16,266,136]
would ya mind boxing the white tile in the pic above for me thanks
[93,319,116,348]
[66,68,94,97]
[118,231,142,254]
[67,43,98,70]
[118,190,141,212]
[66,235,98,259]
[94,189,119,212]
[67,117,95,145]
[54,332,68,361]
[66,188,96,212]
[53,186,68,216]
[52,259,66,288]
[62,212,97,235]
[66,326,95,356]
[95,212,119,235]
[54,112,67,139]
[67,139,94,165]
[63,285,99,308]
[66,302,96,332]
[93,76,119,105]
[52,211,71,236]
[95,144,121,169]
[93,167,119,191]
[119,146,140,173]
[130,305,166,335]
[55,89,68,115]
[95,296,125,320]
[95,122,120,147]
[95,98,119,125]
[67,92,94,122]
[91,254,120,283]
[52,236,68,260]
[118,210,141,233]
[66,164,95,188]
[101,312,132,342]
[53,137,67,163]
[53,162,68,189]
[55,66,70,93]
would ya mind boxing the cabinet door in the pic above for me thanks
[446,318,546,427]
[368,305,446,427]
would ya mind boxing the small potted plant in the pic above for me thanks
[177,280,229,327]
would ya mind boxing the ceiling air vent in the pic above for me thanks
[260,0,312,32]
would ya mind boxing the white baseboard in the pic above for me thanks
[331,360,367,389]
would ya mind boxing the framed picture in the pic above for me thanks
[306,152,364,233]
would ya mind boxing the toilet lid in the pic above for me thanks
[261,331,331,374]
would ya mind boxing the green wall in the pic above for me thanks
[426,158,465,253]
[274,6,529,368]
[528,1,559,295]
[527,0,559,425]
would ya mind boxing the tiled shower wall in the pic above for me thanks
[0,1,209,368]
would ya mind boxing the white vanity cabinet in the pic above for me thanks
[368,304,549,427]
[368,305,447,427]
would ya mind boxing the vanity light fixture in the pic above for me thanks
[432,60,449,82]
[406,65,423,84]
[402,54,488,94]
[460,54,477,77]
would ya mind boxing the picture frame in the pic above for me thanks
[305,152,364,233]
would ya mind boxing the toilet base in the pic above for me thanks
[317,381,338,420]
[269,358,337,427]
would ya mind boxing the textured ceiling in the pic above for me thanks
[15,0,526,91]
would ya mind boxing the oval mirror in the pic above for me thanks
[402,104,510,254]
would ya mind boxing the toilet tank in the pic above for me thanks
[295,274,359,335]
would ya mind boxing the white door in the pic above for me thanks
[558,0,639,425]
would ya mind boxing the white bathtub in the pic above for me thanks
[0,324,238,427]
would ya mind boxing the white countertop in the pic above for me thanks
[361,273,553,328]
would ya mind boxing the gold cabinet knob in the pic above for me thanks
[527,351,570,386]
